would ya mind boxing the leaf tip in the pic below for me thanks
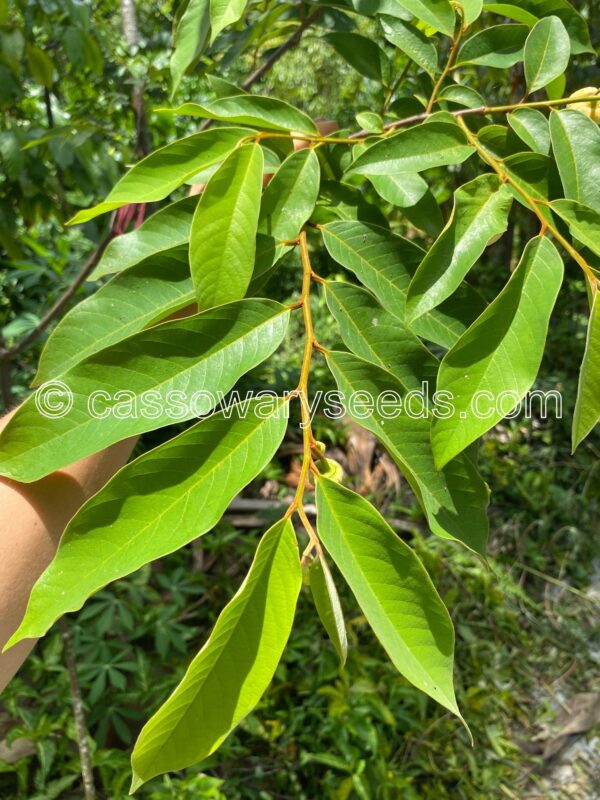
[129,772,144,795]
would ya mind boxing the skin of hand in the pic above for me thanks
[0,409,137,692]
[0,118,339,691]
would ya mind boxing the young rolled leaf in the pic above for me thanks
[0,299,289,482]
[324,280,438,391]
[190,143,263,308]
[68,128,251,225]
[308,553,348,667]
[326,351,489,555]
[394,0,455,36]
[347,122,475,177]
[406,175,512,324]
[130,517,301,790]
[210,0,248,43]
[456,25,529,68]
[572,292,600,451]
[551,199,600,257]
[315,478,463,720]
[251,148,321,287]
[170,95,318,135]
[507,108,551,155]
[35,247,194,384]
[321,221,486,349]
[523,16,570,95]
[550,110,600,213]
[170,0,210,96]
[5,398,289,647]
[91,196,197,279]
[432,237,564,468]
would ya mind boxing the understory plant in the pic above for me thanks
[1,0,598,791]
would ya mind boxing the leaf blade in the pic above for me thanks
[131,517,301,788]
[6,398,289,646]
[572,292,600,450]
[524,16,570,95]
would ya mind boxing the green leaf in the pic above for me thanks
[191,143,263,308]
[460,0,483,25]
[91,197,197,279]
[324,281,438,391]
[367,171,429,208]
[210,0,248,42]
[438,84,486,110]
[26,44,55,88]
[170,0,210,96]
[251,148,320,288]
[402,188,445,237]
[507,108,551,155]
[69,128,250,225]
[406,175,512,324]
[35,248,194,384]
[456,24,528,68]
[347,122,475,176]
[551,199,600,257]
[308,553,347,666]
[550,110,600,214]
[0,299,289,482]
[490,0,594,53]
[5,399,289,647]
[169,95,318,135]
[130,517,301,789]
[355,111,384,133]
[503,152,555,220]
[482,2,538,26]
[572,292,600,450]
[380,16,437,76]
[315,477,462,718]
[321,220,486,349]
[394,0,455,36]
[524,16,570,95]
[325,351,489,554]
[326,32,390,83]
[432,237,563,467]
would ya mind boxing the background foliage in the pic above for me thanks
[0,0,599,797]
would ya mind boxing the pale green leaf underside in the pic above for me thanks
[507,108,551,155]
[321,220,486,349]
[0,299,289,482]
[550,110,600,214]
[315,478,461,717]
[169,95,318,135]
[5,399,289,647]
[69,128,251,225]
[394,0,455,36]
[130,518,301,789]
[406,174,512,324]
[210,0,248,42]
[572,292,600,450]
[524,16,570,94]
[191,143,263,308]
[325,280,438,392]
[308,553,348,666]
[326,351,489,555]
[91,196,197,279]
[35,247,194,385]
[432,237,564,467]
[347,122,475,177]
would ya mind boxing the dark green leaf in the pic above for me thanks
[551,199,600,257]
[457,24,528,68]
[572,292,600,450]
[326,32,390,83]
[524,16,570,95]
[380,16,438,77]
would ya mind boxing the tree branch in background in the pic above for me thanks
[59,618,96,800]
[120,0,151,157]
